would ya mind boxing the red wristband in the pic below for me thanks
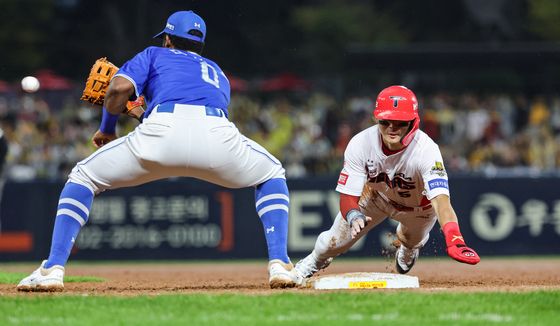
[340,193,360,220]
[442,222,466,247]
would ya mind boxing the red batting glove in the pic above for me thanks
[442,222,480,265]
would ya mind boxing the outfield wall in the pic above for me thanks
[0,176,558,261]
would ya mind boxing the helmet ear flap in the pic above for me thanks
[401,118,420,146]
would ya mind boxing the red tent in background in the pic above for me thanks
[35,70,73,91]
[258,73,311,92]
[226,73,249,92]
[0,80,11,93]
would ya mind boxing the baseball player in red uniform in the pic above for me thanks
[294,85,480,282]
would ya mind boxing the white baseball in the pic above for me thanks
[21,76,40,93]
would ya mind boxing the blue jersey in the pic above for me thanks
[115,46,231,117]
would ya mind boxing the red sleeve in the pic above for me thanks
[340,193,360,220]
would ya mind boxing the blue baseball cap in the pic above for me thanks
[153,10,206,43]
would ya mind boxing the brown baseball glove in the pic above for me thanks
[81,57,145,120]
[81,57,118,105]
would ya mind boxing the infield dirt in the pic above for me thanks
[1,258,559,295]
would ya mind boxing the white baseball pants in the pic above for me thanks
[68,104,285,194]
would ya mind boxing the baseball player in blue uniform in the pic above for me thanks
[18,10,299,291]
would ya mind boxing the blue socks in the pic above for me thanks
[255,178,290,264]
[45,182,94,268]
[44,179,288,267]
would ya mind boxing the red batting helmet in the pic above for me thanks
[373,85,420,146]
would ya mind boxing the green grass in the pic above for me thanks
[0,271,103,284]
[0,291,558,325]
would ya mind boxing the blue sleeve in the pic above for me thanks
[99,107,119,134]
[114,47,153,99]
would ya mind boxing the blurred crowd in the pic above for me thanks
[231,91,560,178]
[1,88,559,181]
[0,91,139,180]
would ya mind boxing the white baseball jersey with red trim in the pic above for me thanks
[336,125,449,208]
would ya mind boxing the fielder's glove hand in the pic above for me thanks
[442,222,480,265]
[346,209,372,239]
[81,57,145,120]
[92,130,117,148]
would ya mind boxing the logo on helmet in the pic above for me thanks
[389,96,406,108]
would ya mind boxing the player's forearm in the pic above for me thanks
[431,194,458,227]
[105,77,134,115]
[432,194,480,264]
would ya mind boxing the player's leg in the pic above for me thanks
[255,177,295,288]
[18,134,160,291]
[395,214,437,249]
[45,182,93,268]
[243,141,294,288]
[182,120,297,288]
[392,209,438,274]
[17,181,94,292]
[190,122,291,263]
[255,177,290,264]
[295,197,388,281]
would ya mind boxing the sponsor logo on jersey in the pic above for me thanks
[430,161,447,177]
[428,178,448,190]
[338,172,349,185]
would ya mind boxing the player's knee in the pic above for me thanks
[256,177,288,196]
[396,226,429,249]
[68,166,101,195]
[270,166,286,180]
